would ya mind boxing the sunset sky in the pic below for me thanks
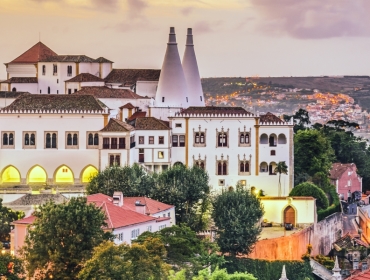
[1,0,370,79]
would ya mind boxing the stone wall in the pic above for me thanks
[248,212,343,260]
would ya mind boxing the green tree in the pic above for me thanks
[274,161,288,197]
[135,225,224,276]
[192,267,257,280]
[86,164,154,197]
[0,249,25,280]
[289,182,329,210]
[294,129,334,183]
[23,197,112,279]
[0,198,24,241]
[283,108,311,133]
[78,238,170,280]
[212,186,264,257]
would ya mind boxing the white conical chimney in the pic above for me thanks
[182,28,205,107]
[155,27,189,107]
[279,265,288,280]
[332,256,342,280]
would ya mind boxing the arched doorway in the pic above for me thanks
[1,166,21,183]
[81,166,98,183]
[284,206,295,226]
[55,165,74,183]
[28,166,47,183]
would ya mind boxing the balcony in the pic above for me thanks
[130,142,136,149]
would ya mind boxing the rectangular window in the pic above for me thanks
[131,229,140,239]
[87,132,99,148]
[158,151,164,159]
[67,65,72,76]
[195,132,205,145]
[179,135,185,147]
[53,64,57,75]
[147,226,152,232]
[218,133,227,147]
[23,132,36,149]
[74,89,77,93]
[45,132,57,149]
[109,154,120,166]
[2,131,15,149]
[42,65,46,75]
[149,136,154,144]
[111,138,118,149]
[162,97,165,102]
[103,137,110,149]
[271,150,276,156]
[159,136,164,144]
[68,89,71,95]
[348,180,351,186]
[139,136,144,144]
[172,135,178,147]
[130,135,135,148]
[139,148,144,163]
[66,132,78,148]
[159,225,166,230]
[119,138,125,149]
[217,161,227,175]
[168,212,170,217]
[175,123,182,128]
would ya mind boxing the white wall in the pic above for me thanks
[152,206,176,225]
[101,63,112,79]
[0,98,17,108]
[7,64,36,78]
[10,83,38,94]
[136,81,158,99]
[99,98,151,113]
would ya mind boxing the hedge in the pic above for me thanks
[221,258,314,280]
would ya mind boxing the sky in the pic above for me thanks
[1,0,370,79]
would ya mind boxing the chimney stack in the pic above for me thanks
[182,28,205,107]
[155,27,189,108]
[135,200,146,215]
[112,191,123,207]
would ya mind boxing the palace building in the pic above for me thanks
[0,27,296,202]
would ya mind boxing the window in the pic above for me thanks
[269,134,277,147]
[278,134,287,144]
[158,151,164,159]
[24,132,36,149]
[175,123,182,128]
[217,133,227,147]
[111,138,117,149]
[195,160,205,170]
[200,96,203,101]
[40,90,42,94]
[117,233,123,242]
[130,135,135,148]
[194,130,206,146]
[2,132,14,148]
[179,135,185,147]
[139,136,144,144]
[168,212,170,217]
[149,136,154,144]
[260,162,268,173]
[186,97,188,102]
[162,97,165,102]
[68,89,71,95]
[48,87,50,94]
[172,135,178,147]
[66,132,78,148]
[12,87,16,92]
[119,138,125,149]
[53,64,57,75]
[139,148,144,163]
[74,89,77,93]
[271,150,276,156]
[57,79,59,84]
[87,133,99,147]
[260,133,268,144]
[147,226,152,232]
[239,180,246,186]
[239,132,250,146]
[217,161,227,175]
[159,225,166,230]
[42,65,46,75]
[159,136,164,144]
[57,90,59,94]
[239,161,250,174]
[218,179,225,186]
[348,180,352,186]
[109,154,121,166]
[45,132,57,148]
[67,65,72,76]
[103,137,110,149]
[131,228,140,239]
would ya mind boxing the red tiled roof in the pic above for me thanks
[131,117,170,130]
[9,42,57,64]
[127,111,146,121]
[180,106,252,115]
[259,112,285,124]
[65,73,104,83]
[123,197,174,215]
[330,163,357,180]
[347,268,370,279]
[105,69,161,84]
[12,215,36,225]
[1,77,38,84]
[73,86,148,99]
[100,118,134,132]
[120,103,135,109]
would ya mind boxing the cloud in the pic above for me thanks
[249,0,370,39]
[180,7,193,16]
[193,20,223,34]
[127,0,147,17]
[91,0,119,12]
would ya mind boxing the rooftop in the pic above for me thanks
[9,42,57,64]
[259,112,285,124]
[347,268,370,279]
[330,163,357,180]
[123,197,174,215]
[0,91,29,98]
[73,86,148,99]
[100,118,135,132]
[7,194,67,206]
[105,69,161,84]
[12,215,36,225]
[1,77,38,84]
[120,103,135,109]
[93,57,113,63]
[40,55,96,63]
[65,73,104,83]
[131,117,171,130]
[127,111,146,121]
[179,106,253,116]
[3,94,106,112]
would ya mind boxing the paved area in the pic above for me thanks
[259,226,301,239]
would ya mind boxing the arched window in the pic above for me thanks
[46,133,51,148]
[218,133,227,147]
[94,133,99,145]
[52,133,57,148]
[3,133,8,145]
[217,161,227,175]
[12,87,16,92]
[25,133,29,145]
[269,134,277,147]
[48,87,51,94]
[278,134,287,144]
[260,162,268,173]
[200,162,205,170]
[42,65,46,75]
[73,134,78,145]
[240,134,245,144]
[67,133,72,145]
[269,162,277,175]
[30,133,35,145]
[260,134,268,144]
[9,133,14,145]
[88,133,93,145]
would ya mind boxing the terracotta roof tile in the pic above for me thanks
[0,91,29,98]
[9,42,57,64]
[73,86,148,99]
[123,197,174,215]
[329,163,357,180]
[40,55,96,62]
[1,77,38,84]
[132,117,170,130]
[12,215,36,225]
[120,103,135,109]
[127,111,146,121]
[3,94,106,111]
[180,106,252,116]
[7,194,67,205]
[347,269,370,279]
[93,57,113,63]
[105,69,161,84]
[259,112,285,124]
[100,118,134,132]
[65,73,104,83]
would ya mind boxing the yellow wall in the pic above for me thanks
[28,166,47,183]
[55,165,74,183]
[2,166,20,183]
[82,166,98,183]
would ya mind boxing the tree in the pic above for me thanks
[283,109,311,133]
[212,186,264,257]
[135,225,224,276]
[294,129,334,183]
[78,239,170,280]
[0,248,25,280]
[0,198,24,241]
[192,267,257,280]
[274,161,288,197]
[23,197,112,279]
[289,182,329,210]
